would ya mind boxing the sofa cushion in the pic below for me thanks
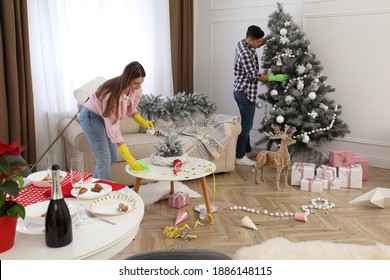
[120,117,140,134]
[121,133,161,160]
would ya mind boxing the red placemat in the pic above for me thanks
[14,172,130,207]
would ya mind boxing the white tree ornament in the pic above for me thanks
[276,115,284,123]
[297,80,304,90]
[280,28,287,36]
[308,92,317,100]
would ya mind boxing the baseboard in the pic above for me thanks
[251,133,390,169]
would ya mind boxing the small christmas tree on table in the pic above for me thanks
[257,3,350,164]
[152,131,188,166]
[155,132,184,157]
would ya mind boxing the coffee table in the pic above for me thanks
[126,157,216,223]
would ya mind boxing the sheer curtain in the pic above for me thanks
[27,0,173,170]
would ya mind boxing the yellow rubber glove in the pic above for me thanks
[133,113,154,129]
[117,144,143,171]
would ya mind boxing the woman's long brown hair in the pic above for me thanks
[96,61,146,123]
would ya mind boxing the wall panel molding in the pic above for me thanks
[210,0,297,11]
[302,9,390,29]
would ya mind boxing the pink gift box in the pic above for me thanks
[329,150,355,167]
[354,155,368,181]
[168,192,189,208]
[339,164,363,189]
[316,165,337,180]
[300,178,323,193]
[291,162,316,186]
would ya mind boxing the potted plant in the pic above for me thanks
[0,140,29,253]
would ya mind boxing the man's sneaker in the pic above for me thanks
[235,155,256,166]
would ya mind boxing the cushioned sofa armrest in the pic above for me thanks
[58,118,90,153]
[210,114,242,137]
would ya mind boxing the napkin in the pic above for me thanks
[127,160,150,174]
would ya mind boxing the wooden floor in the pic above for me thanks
[111,161,390,259]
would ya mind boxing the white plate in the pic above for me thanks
[71,183,112,200]
[87,195,137,216]
[194,203,218,213]
[27,170,67,188]
[16,220,46,235]
[17,202,77,235]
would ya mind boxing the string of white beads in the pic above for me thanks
[228,197,336,218]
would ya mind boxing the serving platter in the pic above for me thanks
[71,183,112,200]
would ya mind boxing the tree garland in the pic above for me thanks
[138,92,217,121]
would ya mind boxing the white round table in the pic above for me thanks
[126,156,216,223]
[0,188,144,260]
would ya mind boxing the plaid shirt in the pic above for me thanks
[233,39,260,102]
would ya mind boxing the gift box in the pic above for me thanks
[291,162,316,186]
[300,178,323,193]
[316,165,337,180]
[316,177,341,190]
[168,192,189,208]
[329,150,355,167]
[339,164,363,189]
[354,155,368,181]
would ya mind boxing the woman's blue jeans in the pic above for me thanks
[233,90,255,159]
[79,107,117,180]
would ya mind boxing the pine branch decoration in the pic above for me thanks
[138,92,217,121]
[154,132,184,157]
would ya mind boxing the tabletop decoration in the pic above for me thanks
[151,132,188,167]
[0,140,29,253]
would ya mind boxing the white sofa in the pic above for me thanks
[58,111,241,186]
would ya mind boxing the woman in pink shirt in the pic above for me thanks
[79,61,153,180]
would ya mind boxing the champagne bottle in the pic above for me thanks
[45,164,73,247]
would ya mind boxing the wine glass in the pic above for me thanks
[70,158,84,220]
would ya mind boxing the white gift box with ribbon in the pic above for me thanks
[291,162,316,186]
[339,164,363,189]
[300,178,323,193]
[316,165,337,181]
[316,177,341,190]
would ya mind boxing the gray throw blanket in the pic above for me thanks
[152,112,238,160]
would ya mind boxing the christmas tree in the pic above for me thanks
[154,132,184,157]
[257,3,350,153]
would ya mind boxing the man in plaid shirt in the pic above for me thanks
[234,25,287,166]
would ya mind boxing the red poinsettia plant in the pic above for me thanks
[0,140,29,219]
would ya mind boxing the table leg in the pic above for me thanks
[133,177,143,193]
[199,176,213,223]
[170,181,175,194]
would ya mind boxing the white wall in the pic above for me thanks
[194,0,390,168]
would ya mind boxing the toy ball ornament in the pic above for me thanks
[270,89,278,97]
[302,134,310,143]
[308,92,317,100]
[276,115,284,124]
[280,28,287,36]
[256,101,264,109]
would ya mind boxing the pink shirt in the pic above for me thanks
[84,89,142,144]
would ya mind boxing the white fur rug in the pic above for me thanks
[233,237,390,260]
[136,181,202,206]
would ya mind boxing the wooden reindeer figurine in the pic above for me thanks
[255,124,297,191]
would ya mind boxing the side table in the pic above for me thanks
[126,157,216,223]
